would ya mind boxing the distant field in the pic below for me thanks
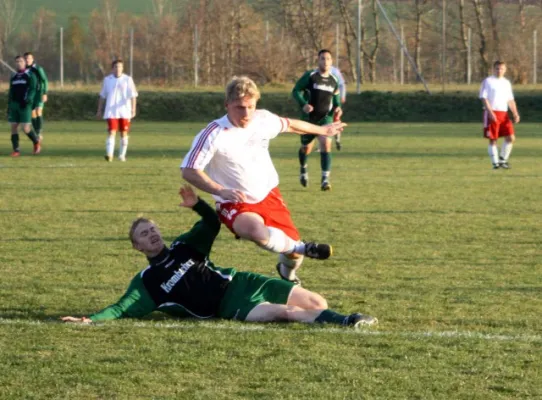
[0,122,541,399]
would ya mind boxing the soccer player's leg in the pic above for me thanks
[484,113,500,169]
[105,119,118,162]
[20,106,40,154]
[9,121,20,157]
[318,135,332,191]
[498,116,515,169]
[299,135,316,187]
[31,101,44,140]
[118,119,131,162]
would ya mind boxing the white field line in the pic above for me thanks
[0,318,540,343]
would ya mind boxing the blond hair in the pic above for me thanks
[129,217,155,244]
[225,76,261,103]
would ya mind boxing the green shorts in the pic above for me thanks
[217,271,295,321]
[32,101,44,110]
[300,115,333,146]
[8,104,32,124]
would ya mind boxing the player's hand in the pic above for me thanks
[322,121,347,137]
[61,316,92,324]
[488,112,496,122]
[42,94,48,103]
[302,104,314,114]
[334,107,343,122]
[218,189,247,203]
[132,109,137,119]
[341,97,346,104]
[513,113,520,123]
[179,185,198,208]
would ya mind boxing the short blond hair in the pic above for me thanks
[129,217,155,244]
[225,76,261,103]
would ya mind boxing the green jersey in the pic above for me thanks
[8,69,37,107]
[89,199,237,322]
[292,69,341,124]
[28,63,48,95]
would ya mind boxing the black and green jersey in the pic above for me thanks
[89,199,237,322]
[292,69,341,123]
[28,63,48,95]
[8,69,37,107]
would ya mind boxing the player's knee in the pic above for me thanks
[283,305,303,320]
[308,293,328,310]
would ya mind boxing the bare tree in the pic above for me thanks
[413,0,431,74]
[471,0,490,78]
[459,0,470,83]
[0,0,22,60]
[486,0,501,59]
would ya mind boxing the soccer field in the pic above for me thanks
[1,122,541,399]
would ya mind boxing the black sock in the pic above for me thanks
[298,148,308,174]
[36,116,43,135]
[11,134,19,151]
[315,309,348,325]
[26,130,39,145]
[32,117,38,133]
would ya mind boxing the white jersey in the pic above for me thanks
[100,73,138,119]
[479,76,514,112]
[181,110,290,204]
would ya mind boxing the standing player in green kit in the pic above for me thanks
[8,55,40,156]
[24,52,48,142]
[292,49,343,191]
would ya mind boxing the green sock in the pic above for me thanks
[298,148,308,174]
[36,115,43,135]
[320,152,331,177]
[315,309,348,325]
[11,134,19,151]
[26,130,39,145]
[32,117,38,134]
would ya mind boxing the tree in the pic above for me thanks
[65,15,89,81]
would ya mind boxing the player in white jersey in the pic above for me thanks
[330,65,346,150]
[479,61,520,169]
[96,59,138,162]
[181,76,346,285]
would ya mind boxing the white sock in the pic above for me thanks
[278,253,304,280]
[119,136,129,158]
[106,136,115,157]
[500,141,513,161]
[488,144,499,165]
[322,171,330,179]
[260,227,299,254]
[336,133,341,142]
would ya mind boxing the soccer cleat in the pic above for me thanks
[118,155,126,162]
[11,151,20,157]
[275,263,301,286]
[300,174,308,188]
[321,180,331,191]
[499,158,510,169]
[492,163,500,170]
[33,141,41,155]
[344,313,378,329]
[104,155,113,162]
[304,242,332,260]
[335,141,342,151]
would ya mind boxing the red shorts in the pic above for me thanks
[107,118,131,132]
[483,111,514,140]
[216,187,300,241]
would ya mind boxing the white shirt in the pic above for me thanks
[479,76,514,112]
[181,110,290,204]
[100,74,138,119]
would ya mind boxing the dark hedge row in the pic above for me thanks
[4,91,540,122]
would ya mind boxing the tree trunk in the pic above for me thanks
[472,0,490,78]
[459,0,469,82]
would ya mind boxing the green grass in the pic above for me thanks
[1,122,541,399]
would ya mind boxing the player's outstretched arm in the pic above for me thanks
[508,100,520,123]
[176,185,221,257]
[286,119,346,137]
[61,275,156,323]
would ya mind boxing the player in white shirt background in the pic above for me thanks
[96,59,138,162]
[181,76,346,285]
[330,65,346,150]
[479,60,520,169]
